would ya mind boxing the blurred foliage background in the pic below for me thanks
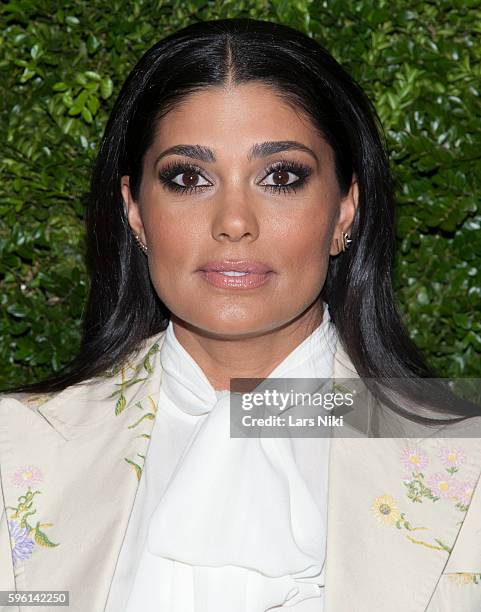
[0,0,480,390]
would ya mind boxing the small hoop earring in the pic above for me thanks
[133,232,148,254]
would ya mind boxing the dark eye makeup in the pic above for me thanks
[157,159,313,196]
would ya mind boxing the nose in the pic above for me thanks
[211,185,260,243]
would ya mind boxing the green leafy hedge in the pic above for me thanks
[1,0,480,389]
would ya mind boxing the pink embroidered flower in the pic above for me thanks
[456,480,475,507]
[401,447,428,472]
[427,473,461,499]
[439,447,466,469]
[11,465,43,488]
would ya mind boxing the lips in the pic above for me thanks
[199,260,273,274]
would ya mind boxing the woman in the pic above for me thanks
[1,17,480,612]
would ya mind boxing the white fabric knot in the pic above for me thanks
[126,302,337,611]
[147,392,324,589]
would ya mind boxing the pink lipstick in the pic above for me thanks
[198,260,274,290]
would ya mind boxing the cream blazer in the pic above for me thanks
[1,329,481,612]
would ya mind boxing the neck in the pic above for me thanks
[170,300,325,391]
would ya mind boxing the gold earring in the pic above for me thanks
[335,231,352,253]
[342,231,352,251]
[133,232,148,254]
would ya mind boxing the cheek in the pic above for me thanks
[143,204,197,263]
[143,214,196,300]
[280,216,333,276]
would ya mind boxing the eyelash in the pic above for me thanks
[158,160,312,196]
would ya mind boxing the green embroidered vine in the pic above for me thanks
[107,339,161,480]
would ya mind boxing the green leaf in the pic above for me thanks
[86,95,99,115]
[86,34,100,55]
[34,525,60,548]
[65,15,80,26]
[81,107,93,123]
[30,44,41,60]
[115,394,127,415]
[7,303,28,318]
[124,458,142,480]
[52,82,69,92]
[417,287,430,305]
[84,71,101,81]
[100,77,113,100]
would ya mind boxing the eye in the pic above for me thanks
[158,161,212,194]
[258,160,311,195]
[158,159,312,196]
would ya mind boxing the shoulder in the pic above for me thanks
[0,391,56,408]
[0,329,168,413]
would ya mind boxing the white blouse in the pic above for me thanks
[105,301,338,612]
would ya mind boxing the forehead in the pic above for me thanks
[151,83,330,161]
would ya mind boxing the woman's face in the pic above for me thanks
[121,83,358,339]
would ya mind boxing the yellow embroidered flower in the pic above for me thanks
[447,573,477,585]
[371,494,401,525]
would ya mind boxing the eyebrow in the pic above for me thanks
[154,140,319,165]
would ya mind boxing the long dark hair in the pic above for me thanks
[6,18,480,425]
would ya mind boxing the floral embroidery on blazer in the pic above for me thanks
[371,445,477,558]
[5,465,59,568]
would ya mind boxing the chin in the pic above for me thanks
[182,314,275,339]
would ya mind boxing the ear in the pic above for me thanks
[329,175,359,256]
[120,175,146,243]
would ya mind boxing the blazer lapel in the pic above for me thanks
[325,341,481,612]
[0,331,167,612]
